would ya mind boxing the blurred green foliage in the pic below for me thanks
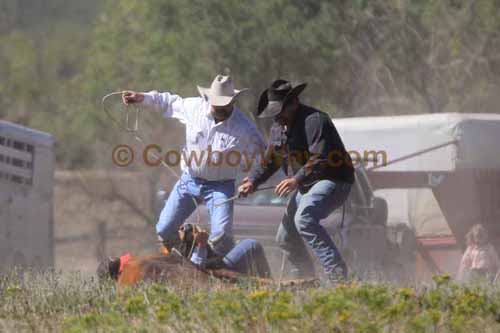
[1,0,500,168]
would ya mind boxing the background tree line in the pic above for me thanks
[1,0,499,168]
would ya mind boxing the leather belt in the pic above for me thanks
[192,177,235,184]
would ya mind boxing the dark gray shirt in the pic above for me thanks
[249,104,354,192]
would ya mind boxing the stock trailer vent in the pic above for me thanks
[0,135,34,186]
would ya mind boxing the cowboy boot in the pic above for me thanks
[158,235,181,256]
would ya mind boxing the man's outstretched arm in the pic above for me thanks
[122,90,194,124]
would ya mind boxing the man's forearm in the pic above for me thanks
[248,148,281,188]
[141,91,165,112]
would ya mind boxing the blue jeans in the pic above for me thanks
[276,179,351,276]
[156,171,235,256]
[223,239,271,278]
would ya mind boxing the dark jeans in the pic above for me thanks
[276,179,351,277]
[223,239,271,278]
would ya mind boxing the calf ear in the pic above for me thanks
[109,257,121,280]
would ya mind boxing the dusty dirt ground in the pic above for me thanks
[54,170,178,276]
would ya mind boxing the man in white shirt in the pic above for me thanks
[122,74,265,266]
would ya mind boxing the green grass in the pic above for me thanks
[1,271,500,332]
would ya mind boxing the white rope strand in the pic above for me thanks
[101,91,202,226]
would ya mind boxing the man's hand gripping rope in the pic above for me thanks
[214,177,277,207]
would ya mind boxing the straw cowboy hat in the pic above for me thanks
[197,75,248,106]
[257,79,307,118]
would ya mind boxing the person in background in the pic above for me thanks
[457,224,500,282]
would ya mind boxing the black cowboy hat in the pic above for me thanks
[257,79,307,118]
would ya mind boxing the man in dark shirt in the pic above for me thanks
[239,79,354,280]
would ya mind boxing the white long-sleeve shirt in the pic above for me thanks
[142,91,265,181]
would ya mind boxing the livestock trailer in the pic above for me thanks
[335,113,500,281]
[0,120,55,271]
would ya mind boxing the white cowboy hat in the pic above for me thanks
[197,75,248,106]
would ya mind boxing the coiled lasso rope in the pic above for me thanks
[101,91,202,241]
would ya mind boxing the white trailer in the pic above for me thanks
[0,120,55,270]
[335,113,500,235]
[334,113,500,279]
